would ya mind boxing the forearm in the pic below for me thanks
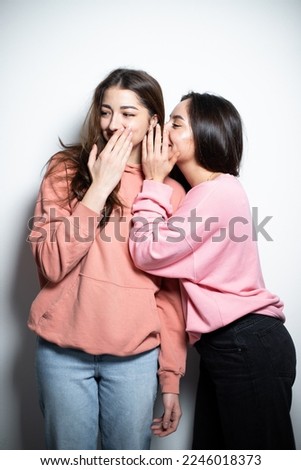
[81,181,109,214]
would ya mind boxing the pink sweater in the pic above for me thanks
[130,175,285,344]
[28,158,187,393]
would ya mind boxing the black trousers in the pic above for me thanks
[192,314,296,450]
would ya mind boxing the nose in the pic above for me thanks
[108,113,124,132]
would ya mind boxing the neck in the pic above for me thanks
[128,145,141,164]
[177,161,220,186]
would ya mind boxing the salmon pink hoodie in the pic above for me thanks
[129,175,285,344]
[28,158,187,394]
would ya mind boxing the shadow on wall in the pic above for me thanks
[10,199,45,450]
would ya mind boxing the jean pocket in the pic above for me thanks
[257,320,296,379]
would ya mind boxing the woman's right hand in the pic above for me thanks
[88,127,133,192]
[142,124,179,183]
[82,128,132,213]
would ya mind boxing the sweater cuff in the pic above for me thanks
[71,202,103,239]
[143,179,173,196]
[132,180,174,218]
[158,370,181,394]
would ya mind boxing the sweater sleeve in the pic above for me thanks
[28,157,102,284]
[141,178,188,394]
[155,277,187,393]
[129,180,194,278]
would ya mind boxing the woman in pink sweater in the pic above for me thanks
[129,92,296,449]
[27,68,187,450]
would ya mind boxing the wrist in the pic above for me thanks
[145,176,165,183]
[82,185,108,213]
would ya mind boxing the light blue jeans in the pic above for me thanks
[36,337,159,450]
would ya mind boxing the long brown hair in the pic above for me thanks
[46,68,165,225]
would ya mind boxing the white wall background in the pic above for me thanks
[1,0,300,450]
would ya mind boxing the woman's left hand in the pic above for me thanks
[142,125,179,183]
[151,393,182,437]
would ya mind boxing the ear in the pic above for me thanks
[148,114,158,131]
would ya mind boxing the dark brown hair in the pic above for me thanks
[46,68,165,224]
[181,92,243,176]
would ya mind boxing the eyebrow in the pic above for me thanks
[170,114,185,120]
[101,104,139,110]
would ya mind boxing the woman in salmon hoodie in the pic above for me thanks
[129,92,296,449]
[27,68,187,450]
